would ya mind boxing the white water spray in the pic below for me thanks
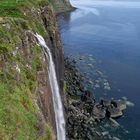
[36,33,66,140]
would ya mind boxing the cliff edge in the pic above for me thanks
[0,0,71,139]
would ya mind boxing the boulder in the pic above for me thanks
[81,90,94,102]
[109,118,120,127]
[107,105,123,118]
[112,137,120,140]
[126,101,135,107]
[111,100,126,111]
[92,104,106,119]
[100,99,111,108]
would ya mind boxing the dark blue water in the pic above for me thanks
[57,0,140,139]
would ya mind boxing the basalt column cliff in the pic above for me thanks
[0,0,71,140]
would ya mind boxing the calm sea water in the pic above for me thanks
[57,0,140,139]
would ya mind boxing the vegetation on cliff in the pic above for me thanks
[0,0,70,139]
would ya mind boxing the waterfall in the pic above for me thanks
[36,33,66,140]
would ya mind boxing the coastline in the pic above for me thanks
[63,57,128,140]
[57,2,133,139]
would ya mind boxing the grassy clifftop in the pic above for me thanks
[0,0,71,17]
[0,1,51,140]
[0,0,69,139]
[0,0,45,17]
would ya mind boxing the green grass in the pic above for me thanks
[0,43,38,139]
[0,0,48,17]
[0,41,52,139]
[40,124,52,140]
[0,83,38,139]
[0,0,23,17]
[63,80,67,94]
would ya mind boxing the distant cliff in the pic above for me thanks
[50,0,72,13]
[0,0,71,139]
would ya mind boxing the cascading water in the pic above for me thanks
[36,33,66,140]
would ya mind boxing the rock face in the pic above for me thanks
[107,106,123,118]
[92,104,106,119]
[101,99,127,118]
[51,0,72,13]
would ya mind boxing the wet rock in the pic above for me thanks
[88,54,93,57]
[95,80,100,83]
[81,90,92,102]
[79,56,85,60]
[98,99,128,118]
[107,105,123,118]
[112,137,120,140]
[102,131,109,136]
[88,80,94,85]
[88,57,94,61]
[87,64,93,68]
[95,131,102,137]
[64,57,130,140]
[94,84,100,88]
[126,101,135,107]
[96,70,103,75]
[109,118,120,127]
[104,85,111,90]
[92,104,106,119]
[100,99,111,108]
[121,96,127,101]
[103,82,111,90]
[111,100,126,111]
[103,82,109,86]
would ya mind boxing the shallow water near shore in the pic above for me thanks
[57,0,140,139]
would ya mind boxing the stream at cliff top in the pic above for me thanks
[57,0,140,139]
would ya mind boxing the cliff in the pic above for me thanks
[0,0,71,139]
[50,0,72,13]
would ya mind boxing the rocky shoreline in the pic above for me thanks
[64,57,133,140]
